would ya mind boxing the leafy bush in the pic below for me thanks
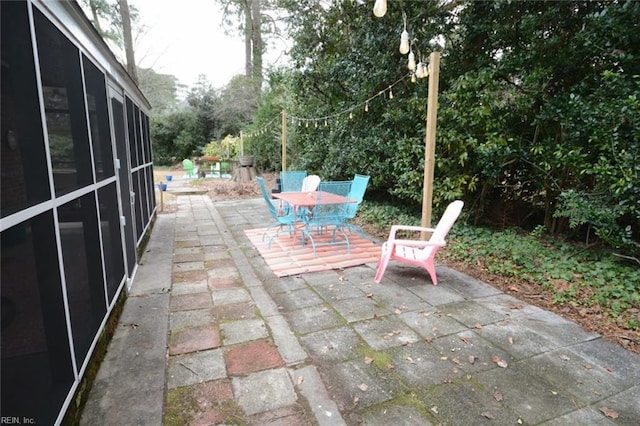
[445,223,640,329]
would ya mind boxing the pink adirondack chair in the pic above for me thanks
[374,200,464,285]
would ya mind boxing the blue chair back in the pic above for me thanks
[314,181,352,220]
[280,171,307,192]
[256,177,278,218]
[345,174,370,218]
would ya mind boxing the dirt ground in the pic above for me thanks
[153,170,639,355]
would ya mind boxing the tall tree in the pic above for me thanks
[214,75,259,138]
[219,0,274,91]
[118,0,137,83]
[137,68,181,115]
[79,0,139,82]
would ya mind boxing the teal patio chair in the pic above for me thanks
[256,177,297,248]
[344,174,370,235]
[280,171,307,192]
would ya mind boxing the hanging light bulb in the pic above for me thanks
[399,30,410,55]
[373,0,387,18]
[388,88,394,99]
[399,13,410,54]
[407,51,416,71]
[418,62,429,79]
[415,61,424,78]
[349,112,353,119]
[411,73,417,83]
[365,102,369,112]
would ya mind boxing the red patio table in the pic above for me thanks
[271,191,355,250]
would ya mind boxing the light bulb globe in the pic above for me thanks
[373,0,387,18]
[408,51,416,71]
[399,30,410,54]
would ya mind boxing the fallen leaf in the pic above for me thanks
[451,357,463,366]
[481,411,495,419]
[394,308,403,314]
[430,406,439,414]
[599,406,619,419]
[550,390,558,395]
[406,356,416,364]
[508,336,514,345]
[364,356,374,365]
[559,354,570,361]
[497,359,508,368]
[493,390,503,401]
[358,383,368,391]
[353,396,359,404]
[440,356,448,361]
[491,354,501,363]
[366,293,373,298]
[386,363,395,370]
[460,336,471,344]
[297,376,304,385]
[468,355,476,364]
[604,366,614,372]
[474,323,483,329]
[425,336,434,343]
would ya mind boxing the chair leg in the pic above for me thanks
[374,243,391,283]
[425,258,438,286]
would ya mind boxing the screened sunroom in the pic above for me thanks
[1,1,155,423]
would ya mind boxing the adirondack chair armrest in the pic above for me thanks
[389,225,436,240]
[388,239,446,248]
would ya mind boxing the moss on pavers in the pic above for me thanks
[355,394,434,425]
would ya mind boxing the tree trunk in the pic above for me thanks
[244,1,252,78]
[118,0,137,83]
[88,0,103,33]
[251,0,263,90]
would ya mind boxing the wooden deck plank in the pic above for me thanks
[245,227,381,277]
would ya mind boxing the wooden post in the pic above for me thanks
[239,130,244,156]
[421,51,441,239]
[159,181,164,212]
[281,110,287,172]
